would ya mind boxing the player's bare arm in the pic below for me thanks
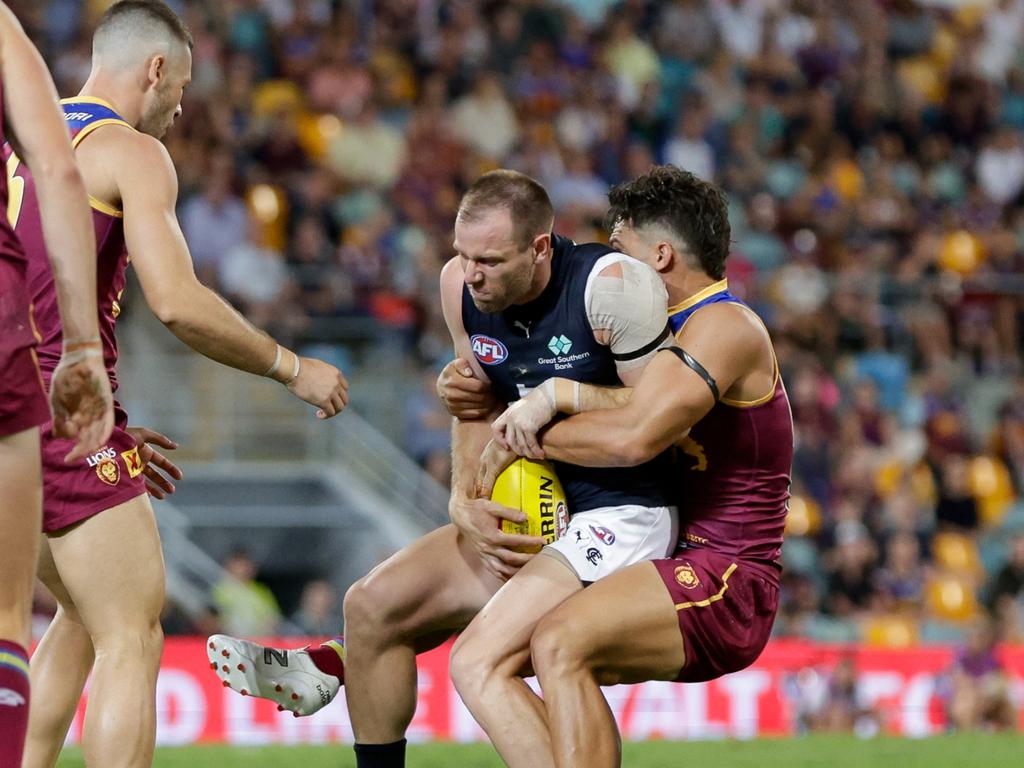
[437,362,631,425]
[436,357,502,421]
[0,3,113,459]
[102,130,348,418]
[539,302,769,467]
[439,257,545,579]
[474,378,635,498]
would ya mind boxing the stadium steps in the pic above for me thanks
[112,312,450,620]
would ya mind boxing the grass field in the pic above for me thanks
[54,734,1024,767]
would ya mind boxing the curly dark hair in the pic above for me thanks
[606,166,731,279]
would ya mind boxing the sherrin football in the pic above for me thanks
[491,458,569,553]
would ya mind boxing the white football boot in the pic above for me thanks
[207,634,340,716]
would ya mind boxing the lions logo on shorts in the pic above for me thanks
[95,458,120,486]
[674,563,700,590]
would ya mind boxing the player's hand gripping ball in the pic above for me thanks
[490,458,569,554]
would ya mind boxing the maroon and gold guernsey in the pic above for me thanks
[8,97,133,390]
[4,97,147,533]
[0,79,35,350]
[0,79,50,437]
[654,278,793,683]
[667,279,794,571]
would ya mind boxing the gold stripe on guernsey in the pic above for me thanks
[720,371,779,407]
[27,302,41,343]
[60,96,120,110]
[675,563,738,611]
[70,119,133,150]
[0,650,30,676]
[670,278,780,408]
[29,347,47,394]
[89,195,123,218]
[666,278,729,315]
[61,100,136,217]
[718,303,780,407]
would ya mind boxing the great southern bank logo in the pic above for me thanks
[539,334,588,371]
[547,335,572,356]
[471,334,508,365]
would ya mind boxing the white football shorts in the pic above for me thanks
[544,504,678,583]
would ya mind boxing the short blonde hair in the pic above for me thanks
[457,170,554,250]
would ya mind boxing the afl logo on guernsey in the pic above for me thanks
[471,334,508,366]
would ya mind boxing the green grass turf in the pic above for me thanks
[54,734,1024,767]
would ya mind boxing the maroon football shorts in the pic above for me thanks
[653,547,779,683]
[40,401,147,533]
[0,344,49,438]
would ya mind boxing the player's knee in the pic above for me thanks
[93,616,163,661]
[531,612,585,679]
[449,635,490,702]
[53,599,85,628]
[343,573,402,644]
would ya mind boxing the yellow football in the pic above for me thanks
[491,458,569,553]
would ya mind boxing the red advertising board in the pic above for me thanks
[57,638,1024,746]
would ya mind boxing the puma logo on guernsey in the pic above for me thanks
[264,648,289,667]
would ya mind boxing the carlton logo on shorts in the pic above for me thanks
[674,563,700,590]
[95,459,120,486]
[589,525,615,546]
[585,547,602,565]
[470,334,508,366]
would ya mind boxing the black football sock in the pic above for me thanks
[354,738,407,768]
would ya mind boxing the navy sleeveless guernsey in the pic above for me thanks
[463,234,671,512]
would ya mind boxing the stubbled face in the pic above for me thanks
[454,208,538,313]
[138,45,191,138]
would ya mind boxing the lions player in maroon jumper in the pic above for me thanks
[452,166,792,768]
[0,4,114,766]
[11,3,348,767]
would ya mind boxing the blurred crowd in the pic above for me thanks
[15,0,1024,719]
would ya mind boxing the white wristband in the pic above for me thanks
[263,344,283,377]
[282,352,300,385]
[550,378,581,414]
